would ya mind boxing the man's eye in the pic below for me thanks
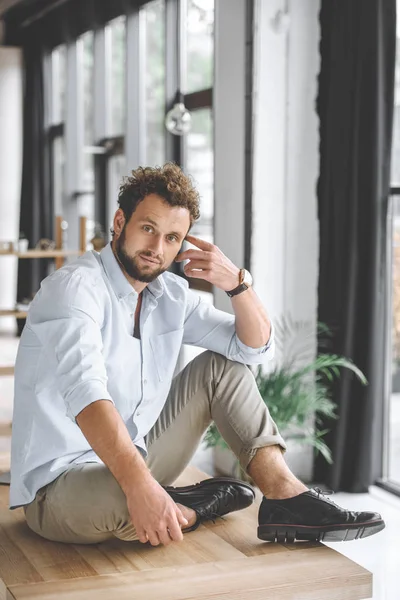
[143,226,153,232]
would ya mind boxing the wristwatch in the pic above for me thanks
[226,268,253,297]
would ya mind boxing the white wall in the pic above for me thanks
[252,0,320,361]
[251,0,320,481]
[0,46,23,333]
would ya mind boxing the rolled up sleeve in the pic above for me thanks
[232,321,275,364]
[183,288,275,365]
[30,270,113,422]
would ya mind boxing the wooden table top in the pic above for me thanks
[0,461,372,600]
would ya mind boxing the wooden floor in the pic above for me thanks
[0,458,372,600]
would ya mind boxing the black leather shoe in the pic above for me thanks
[164,477,255,532]
[258,487,385,543]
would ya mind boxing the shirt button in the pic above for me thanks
[137,411,141,417]
[143,379,147,385]
[118,293,123,299]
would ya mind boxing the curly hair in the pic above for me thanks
[111,163,201,236]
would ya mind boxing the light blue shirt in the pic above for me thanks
[10,243,274,508]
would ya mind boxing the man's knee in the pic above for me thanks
[194,349,250,375]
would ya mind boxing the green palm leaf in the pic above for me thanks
[205,317,367,467]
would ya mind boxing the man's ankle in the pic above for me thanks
[262,478,308,500]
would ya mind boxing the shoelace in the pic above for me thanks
[313,487,361,522]
[195,487,236,524]
[313,487,342,510]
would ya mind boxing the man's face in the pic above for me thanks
[112,194,191,283]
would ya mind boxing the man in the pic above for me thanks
[10,163,384,546]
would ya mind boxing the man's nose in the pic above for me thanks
[148,235,164,256]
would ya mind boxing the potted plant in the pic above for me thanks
[204,319,367,482]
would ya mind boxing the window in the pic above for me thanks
[49,45,66,219]
[46,0,214,257]
[186,108,213,244]
[52,136,65,216]
[388,195,400,488]
[108,16,126,137]
[384,0,400,494]
[79,31,95,242]
[178,0,214,294]
[142,0,166,166]
[185,0,214,94]
[81,31,94,147]
[50,44,66,125]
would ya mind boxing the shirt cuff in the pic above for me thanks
[64,380,114,422]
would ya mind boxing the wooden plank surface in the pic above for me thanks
[0,465,372,600]
[7,551,372,600]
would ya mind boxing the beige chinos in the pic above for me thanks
[24,350,286,544]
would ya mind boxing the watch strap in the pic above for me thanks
[226,282,249,297]
[226,269,249,297]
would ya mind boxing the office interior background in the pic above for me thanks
[0,1,399,598]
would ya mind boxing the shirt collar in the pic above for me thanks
[99,242,165,301]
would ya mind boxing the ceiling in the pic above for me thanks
[0,0,25,17]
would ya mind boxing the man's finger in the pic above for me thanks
[176,508,189,527]
[175,249,210,262]
[183,260,210,271]
[137,529,148,544]
[168,517,184,542]
[185,268,210,279]
[158,527,172,546]
[147,530,161,546]
[185,234,213,251]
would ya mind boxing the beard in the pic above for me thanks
[113,229,166,283]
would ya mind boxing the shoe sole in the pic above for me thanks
[257,519,385,543]
[164,476,255,499]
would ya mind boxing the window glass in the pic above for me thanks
[387,0,400,487]
[51,45,67,124]
[391,5,400,184]
[81,31,94,146]
[186,0,214,94]
[53,136,65,215]
[186,108,213,244]
[142,0,166,166]
[389,195,400,485]
[107,154,127,237]
[108,16,126,135]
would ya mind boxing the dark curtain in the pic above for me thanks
[16,31,53,307]
[315,0,396,492]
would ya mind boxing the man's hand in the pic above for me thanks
[175,234,240,292]
[126,474,189,546]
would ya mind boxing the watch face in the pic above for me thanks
[243,269,253,287]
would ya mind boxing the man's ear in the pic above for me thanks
[113,209,126,236]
